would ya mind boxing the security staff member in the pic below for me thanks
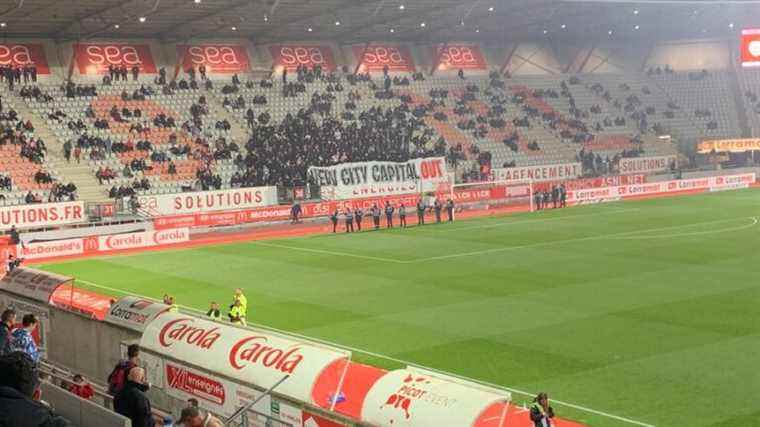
[416,199,425,225]
[371,204,381,230]
[399,203,407,228]
[228,299,246,326]
[330,209,339,233]
[534,191,543,211]
[384,202,394,228]
[446,198,455,222]
[559,183,567,208]
[551,185,559,209]
[345,208,354,233]
[434,199,442,223]
[355,208,363,231]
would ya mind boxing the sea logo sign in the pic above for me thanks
[177,44,250,74]
[352,45,415,72]
[433,44,488,70]
[0,44,50,74]
[74,43,158,75]
[268,45,337,71]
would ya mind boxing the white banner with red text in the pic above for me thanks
[139,312,349,404]
[568,173,755,204]
[360,368,509,427]
[491,163,582,183]
[13,228,189,263]
[0,201,85,232]
[308,158,449,200]
[617,155,676,175]
[138,187,278,217]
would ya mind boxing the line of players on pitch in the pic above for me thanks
[329,198,455,233]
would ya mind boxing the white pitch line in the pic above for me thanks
[253,241,410,264]
[608,217,758,240]
[412,215,758,262]
[73,278,654,427]
[426,207,640,234]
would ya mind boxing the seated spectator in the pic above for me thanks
[67,375,94,400]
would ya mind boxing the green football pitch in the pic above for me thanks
[40,188,760,426]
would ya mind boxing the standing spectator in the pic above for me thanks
[416,199,426,225]
[131,65,139,81]
[330,210,338,233]
[0,352,70,426]
[114,367,154,427]
[384,201,394,228]
[62,140,72,162]
[9,315,39,365]
[344,208,354,233]
[107,344,140,396]
[530,392,555,427]
[178,406,223,427]
[0,309,15,356]
[67,374,94,400]
[446,198,455,222]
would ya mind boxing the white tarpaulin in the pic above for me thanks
[105,296,171,332]
[0,267,74,303]
[491,163,582,183]
[140,313,349,404]
[308,157,449,200]
[360,368,509,427]
[138,187,278,216]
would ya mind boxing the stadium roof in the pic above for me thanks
[0,0,754,43]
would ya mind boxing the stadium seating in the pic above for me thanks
[0,92,73,206]
[6,66,755,206]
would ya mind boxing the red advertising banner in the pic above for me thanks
[352,45,415,73]
[269,45,337,71]
[50,285,112,320]
[73,43,157,75]
[433,44,488,71]
[177,44,250,74]
[741,29,760,67]
[0,43,50,74]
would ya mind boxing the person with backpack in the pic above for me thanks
[108,344,140,396]
[114,367,154,427]
[0,309,15,356]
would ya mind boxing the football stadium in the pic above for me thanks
[0,0,758,426]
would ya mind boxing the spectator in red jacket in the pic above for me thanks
[68,374,93,400]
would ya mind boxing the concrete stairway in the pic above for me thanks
[4,90,109,204]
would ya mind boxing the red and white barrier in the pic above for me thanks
[569,173,755,204]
